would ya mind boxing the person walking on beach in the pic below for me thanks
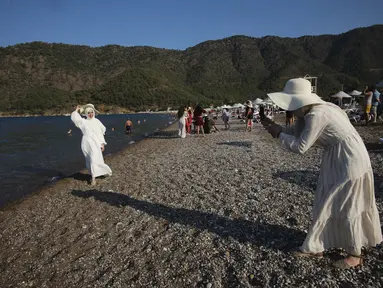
[263,78,382,269]
[245,100,254,132]
[177,106,187,138]
[71,104,112,186]
[125,118,133,134]
[371,87,381,122]
[193,104,205,137]
[363,85,374,124]
[222,108,231,130]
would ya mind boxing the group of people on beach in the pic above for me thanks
[176,99,263,137]
[176,104,220,138]
[70,77,382,269]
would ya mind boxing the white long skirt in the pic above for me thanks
[301,133,382,255]
[81,136,112,178]
[178,120,186,138]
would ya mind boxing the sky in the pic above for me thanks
[0,0,382,50]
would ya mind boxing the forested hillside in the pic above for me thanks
[0,25,382,114]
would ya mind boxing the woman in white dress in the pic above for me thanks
[177,106,187,138]
[263,78,382,269]
[71,104,112,185]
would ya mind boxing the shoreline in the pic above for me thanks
[0,119,382,287]
[0,110,176,118]
[0,121,178,211]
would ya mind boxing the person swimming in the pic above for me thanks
[125,119,133,134]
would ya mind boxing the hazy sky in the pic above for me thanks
[0,0,382,49]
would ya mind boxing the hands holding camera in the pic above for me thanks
[261,118,283,138]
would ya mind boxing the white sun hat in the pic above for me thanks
[80,103,100,115]
[267,78,325,111]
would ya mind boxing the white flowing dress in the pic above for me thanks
[279,103,382,255]
[71,111,112,178]
[178,114,186,138]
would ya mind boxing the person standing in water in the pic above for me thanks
[71,104,112,186]
[125,118,133,134]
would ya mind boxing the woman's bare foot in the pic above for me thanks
[292,247,323,258]
[333,255,363,269]
[344,255,363,267]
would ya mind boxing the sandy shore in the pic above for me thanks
[0,119,382,287]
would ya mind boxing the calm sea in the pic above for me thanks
[0,113,176,208]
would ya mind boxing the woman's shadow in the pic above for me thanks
[69,173,108,184]
[273,170,318,192]
[71,190,306,252]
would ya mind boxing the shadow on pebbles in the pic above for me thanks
[0,120,383,287]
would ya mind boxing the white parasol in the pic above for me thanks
[253,98,264,105]
[232,103,245,108]
[349,90,362,96]
[331,91,351,98]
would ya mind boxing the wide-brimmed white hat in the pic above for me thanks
[80,103,100,115]
[267,78,324,111]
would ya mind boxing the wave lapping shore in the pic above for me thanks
[0,120,382,287]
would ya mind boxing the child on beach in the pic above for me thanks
[222,108,230,130]
[186,107,193,134]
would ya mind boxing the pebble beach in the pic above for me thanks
[1,119,383,288]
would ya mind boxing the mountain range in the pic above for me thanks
[0,25,382,114]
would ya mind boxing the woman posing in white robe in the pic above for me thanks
[177,106,187,138]
[71,105,112,185]
[264,78,382,269]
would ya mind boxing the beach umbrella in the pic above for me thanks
[253,98,264,105]
[349,90,362,96]
[331,91,351,98]
[232,103,245,109]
